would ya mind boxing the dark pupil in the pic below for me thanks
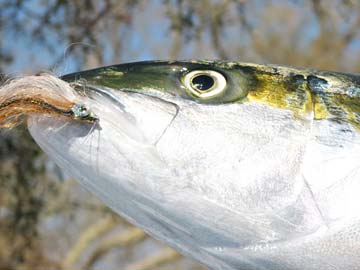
[192,74,215,91]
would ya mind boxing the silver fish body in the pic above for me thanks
[28,61,360,269]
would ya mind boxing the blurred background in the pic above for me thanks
[1,0,360,269]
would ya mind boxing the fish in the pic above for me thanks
[22,61,360,269]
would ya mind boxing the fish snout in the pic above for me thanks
[85,88,179,145]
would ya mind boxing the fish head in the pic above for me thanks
[27,61,357,269]
[30,60,307,205]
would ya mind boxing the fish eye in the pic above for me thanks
[192,74,214,91]
[183,70,226,99]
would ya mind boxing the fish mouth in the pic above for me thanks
[27,80,180,193]
[28,80,179,147]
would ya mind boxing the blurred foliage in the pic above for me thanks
[1,0,360,269]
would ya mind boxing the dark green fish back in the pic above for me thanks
[62,60,360,130]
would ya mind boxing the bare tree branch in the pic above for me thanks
[209,0,231,59]
[83,227,147,269]
[62,215,118,270]
[125,247,182,270]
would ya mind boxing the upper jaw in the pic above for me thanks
[76,84,179,145]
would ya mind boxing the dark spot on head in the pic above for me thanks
[289,74,305,83]
[285,73,306,92]
[236,65,258,75]
[307,75,329,93]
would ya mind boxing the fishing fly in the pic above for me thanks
[0,75,98,128]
